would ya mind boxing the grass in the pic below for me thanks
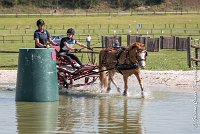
[146,50,188,70]
[0,14,200,70]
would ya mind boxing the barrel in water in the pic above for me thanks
[15,48,59,102]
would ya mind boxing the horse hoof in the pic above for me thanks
[107,88,111,93]
[123,91,127,96]
[117,88,121,93]
[141,92,144,98]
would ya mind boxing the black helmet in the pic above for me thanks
[36,19,45,27]
[67,28,75,35]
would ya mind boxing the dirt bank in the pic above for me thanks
[0,70,200,89]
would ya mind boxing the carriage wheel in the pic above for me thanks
[84,76,98,85]
[63,78,73,89]
[57,71,73,89]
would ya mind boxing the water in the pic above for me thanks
[0,87,200,134]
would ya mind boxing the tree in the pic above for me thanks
[1,0,15,7]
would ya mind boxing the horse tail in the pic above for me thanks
[99,50,108,92]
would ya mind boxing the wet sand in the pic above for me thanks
[0,70,200,90]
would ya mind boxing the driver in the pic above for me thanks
[34,19,56,48]
[59,28,90,69]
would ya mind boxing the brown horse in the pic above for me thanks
[99,42,147,96]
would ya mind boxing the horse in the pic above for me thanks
[99,42,147,96]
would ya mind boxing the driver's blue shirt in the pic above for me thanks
[34,29,50,48]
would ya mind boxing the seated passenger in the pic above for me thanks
[59,28,88,69]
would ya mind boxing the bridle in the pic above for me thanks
[126,47,147,65]
[136,49,147,62]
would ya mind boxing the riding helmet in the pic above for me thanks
[36,19,45,27]
[67,28,75,35]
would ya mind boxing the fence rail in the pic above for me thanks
[1,28,200,38]
[0,11,200,17]
[0,34,101,44]
[0,23,200,30]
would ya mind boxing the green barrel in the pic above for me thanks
[15,48,59,102]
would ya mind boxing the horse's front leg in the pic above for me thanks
[123,75,128,96]
[135,73,144,97]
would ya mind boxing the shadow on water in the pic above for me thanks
[15,102,59,134]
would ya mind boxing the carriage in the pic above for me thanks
[56,52,99,89]
[53,43,147,96]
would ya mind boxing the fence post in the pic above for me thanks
[78,34,80,42]
[160,36,163,49]
[122,29,124,33]
[174,36,177,49]
[63,25,65,29]
[195,47,199,66]
[108,24,110,33]
[3,36,5,43]
[22,36,24,43]
[187,37,192,68]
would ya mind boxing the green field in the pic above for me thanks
[0,14,200,70]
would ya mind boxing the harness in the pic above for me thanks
[115,48,139,74]
[101,47,140,75]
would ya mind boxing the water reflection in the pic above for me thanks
[58,94,145,133]
[1,88,198,134]
[98,97,144,134]
[16,102,59,134]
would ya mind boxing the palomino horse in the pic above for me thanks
[99,42,147,96]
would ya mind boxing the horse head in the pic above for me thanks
[127,42,147,69]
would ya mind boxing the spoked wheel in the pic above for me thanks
[57,70,73,89]
[84,76,98,85]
